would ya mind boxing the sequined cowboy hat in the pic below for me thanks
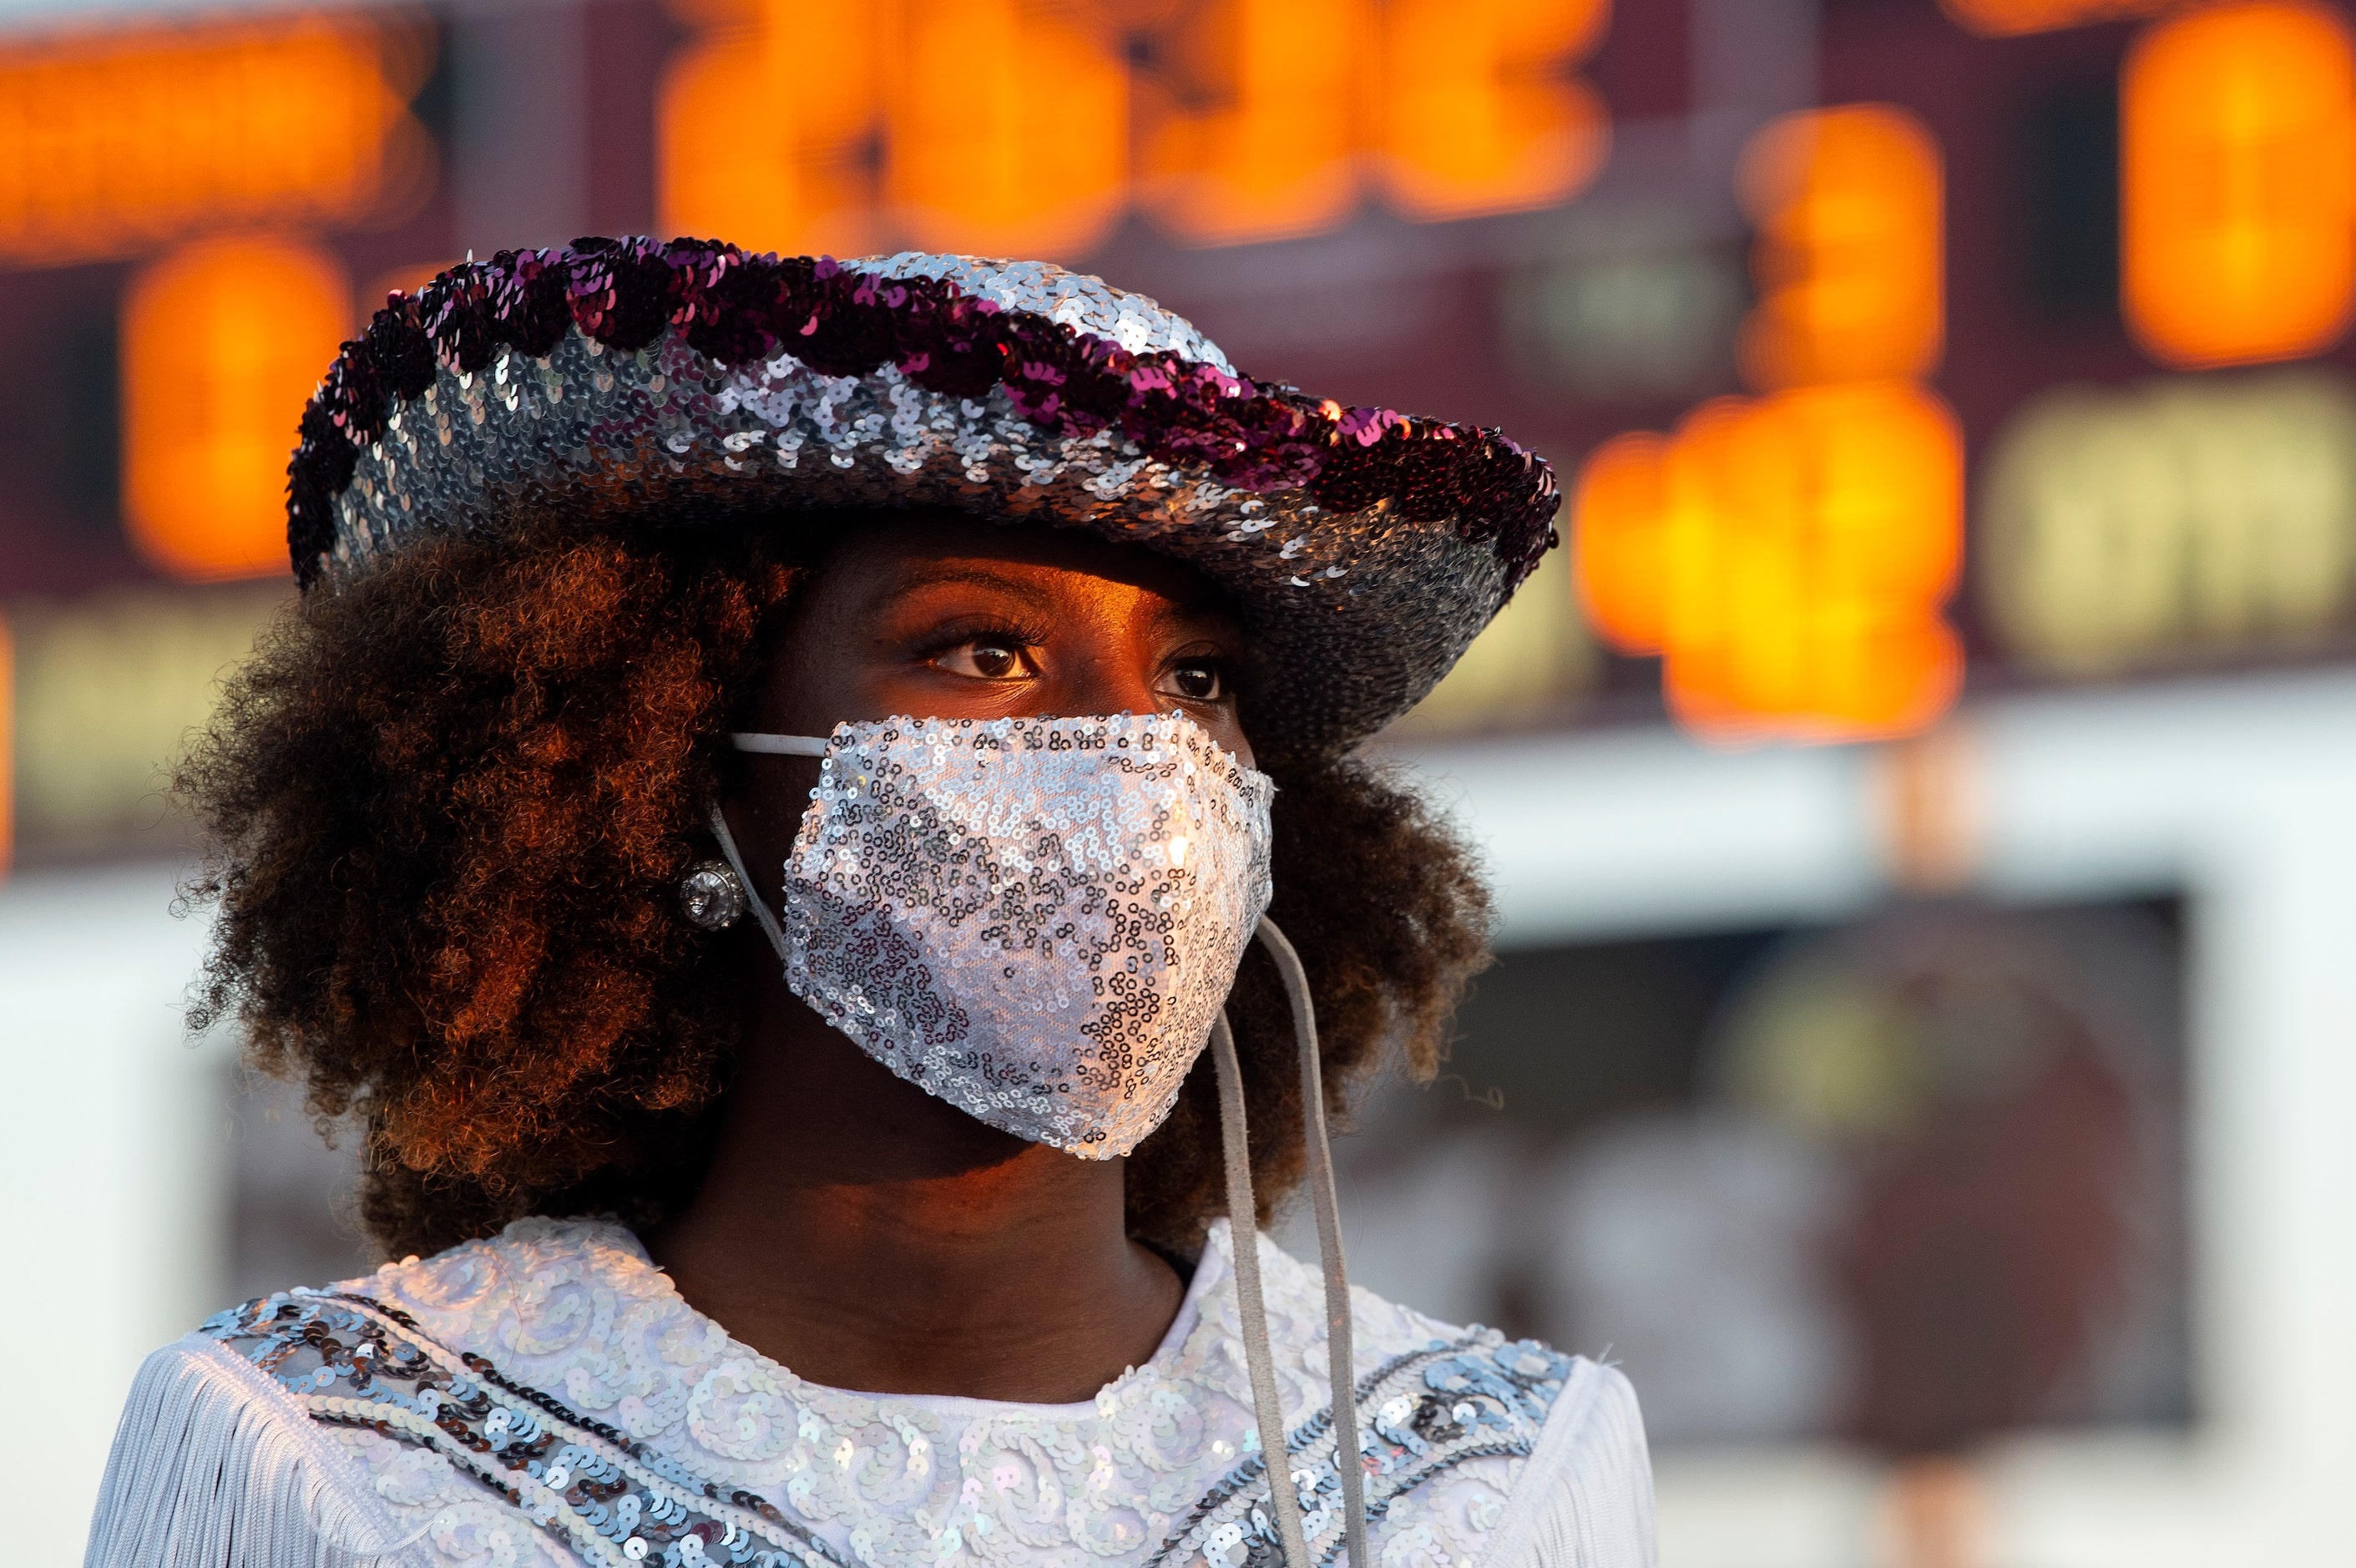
[288,238,1560,756]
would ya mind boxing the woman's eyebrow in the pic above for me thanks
[1147,594,1244,638]
[875,564,1059,615]
[868,560,1237,636]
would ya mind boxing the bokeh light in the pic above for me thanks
[0,13,427,265]
[1577,382,1964,743]
[1140,0,1367,245]
[661,0,1612,255]
[1737,104,1945,391]
[120,236,351,583]
[1373,0,1610,222]
[887,0,1129,256]
[658,3,886,257]
[2121,0,2356,368]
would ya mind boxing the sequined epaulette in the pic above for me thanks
[1147,1335,1575,1568]
[205,1287,1572,1568]
[202,1291,849,1568]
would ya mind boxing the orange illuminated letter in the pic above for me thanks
[1376,0,1611,220]
[1575,432,1672,653]
[1576,384,1964,743]
[887,0,1128,256]
[122,238,351,583]
[1737,105,1944,390]
[2121,0,2356,367]
[0,14,423,266]
[1141,0,1366,245]
[659,2,884,257]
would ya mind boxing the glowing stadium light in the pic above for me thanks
[1938,0,2173,34]
[658,2,886,257]
[1140,0,1367,246]
[1737,105,1944,391]
[121,237,351,584]
[1373,0,1611,221]
[0,13,427,266]
[1979,368,2356,675]
[886,0,1129,255]
[1576,382,1965,743]
[2121,1,2356,368]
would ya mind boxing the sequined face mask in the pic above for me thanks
[713,713,1370,1563]
[710,712,1276,1158]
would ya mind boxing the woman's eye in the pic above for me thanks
[1160,660,1226,702]
[935,638,1034,680]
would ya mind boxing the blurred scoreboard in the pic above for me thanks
[7,0,2356,862]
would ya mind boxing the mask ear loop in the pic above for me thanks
[1209,1010,1314,1568]
[706,803,790,966]
[1256,916,1369,1568]
[711,731,831,966]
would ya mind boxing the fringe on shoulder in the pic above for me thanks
[84,1335,422,1568]
[1483,1359,1658,1568]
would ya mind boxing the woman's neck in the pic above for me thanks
[642,963,1186,1404]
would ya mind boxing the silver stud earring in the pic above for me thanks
[678,859,747,930]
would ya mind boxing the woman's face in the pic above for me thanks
[748,511,1253,765]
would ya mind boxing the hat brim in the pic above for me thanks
[291,240,1559,758]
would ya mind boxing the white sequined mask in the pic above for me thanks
[718,713,1275,1157]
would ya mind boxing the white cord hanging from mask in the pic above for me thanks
[1255,917,1369,1568]
[1208,918,1370,1568]
[716,719,1368,1566]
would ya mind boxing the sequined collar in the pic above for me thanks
[603,1219,1212,1418]
[204,1216,1579,1567]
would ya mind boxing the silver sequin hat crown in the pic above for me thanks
[289,239,1562,756]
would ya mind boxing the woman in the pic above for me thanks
[88,242,1653,1568]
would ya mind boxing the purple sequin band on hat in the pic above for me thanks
[286,239,1561,756]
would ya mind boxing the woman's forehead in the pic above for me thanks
[811,509,1236,618]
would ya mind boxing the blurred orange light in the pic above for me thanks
[2121,0,2356,368]
[1375,0,1611,221]
[0,14,423,266]
[663,0,1619,254]
[1737,105,1944,391]
[658,2,885,257]
[1575,382,1964,744]
[1142,0,1368,245]
[1938,0,2174,35]
[122,237,351,584]
[1574,431,1671,651]
[888,0,1129,255]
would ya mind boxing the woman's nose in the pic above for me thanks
[1042,635,1158,716]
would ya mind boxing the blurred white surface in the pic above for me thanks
[1396,668,2356,1567]
[0,859,227,1563]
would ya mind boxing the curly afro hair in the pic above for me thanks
[178,511,1495,1263]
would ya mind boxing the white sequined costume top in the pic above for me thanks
[87,1217,1653,1568]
